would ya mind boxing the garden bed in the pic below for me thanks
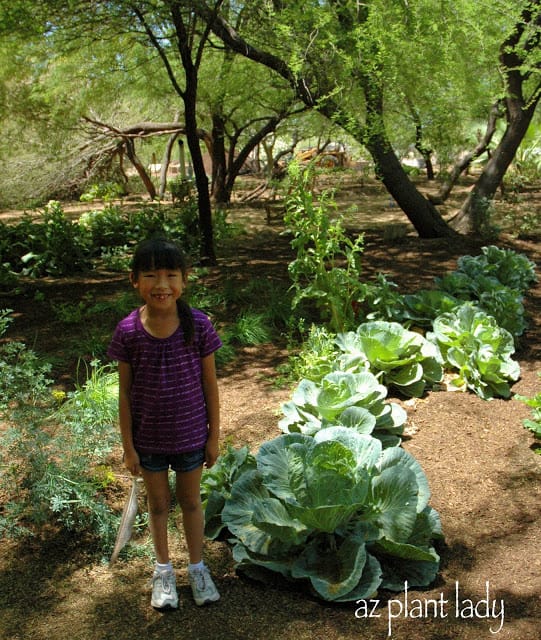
[1,179,540,639]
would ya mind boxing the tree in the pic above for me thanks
[451,0,541,233]
[193,0,456,237]
[201,47,305,204]
[128,2,216,262]
[193,0,539,238]
[429,102,505,205]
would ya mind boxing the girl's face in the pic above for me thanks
[131,268,186,311]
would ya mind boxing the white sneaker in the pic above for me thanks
[151,569,178,610]
[188,566,220,606]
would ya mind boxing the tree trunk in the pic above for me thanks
[169,3,216,264]
[450,1,541,234]
[430,101,503,205]
[368,137,455,237]
[158,130,181,199]
[338,71,455,238]
[210,113,228,204]
[185,92,215,263]
[450,102,537,233]
[124,138,156,200]
[407,98,435,180]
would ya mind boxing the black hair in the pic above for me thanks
[131,237,195,344]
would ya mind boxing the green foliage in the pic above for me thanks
[201,444,257,539]
[78,205,131,249]
[283,324,338,384]
[453,245,537,294]
[285,320,443,399]
[217,312,273,366]
[336,321,443,398]
[230,312,272,346]
[512,125,541,184]
[515,375,541,439]
[284,162,366,332]
[363,273,406,323]
[168,177,193,202]
[205,428,442,602]
[0,344,51,413]
[427,303,520,400]
[400,289,461,328]
[0,201,213,284]
[3,201,91,277]
[79,201,202,258]
[435,245,537,340]
[0,200,214,282]
[279,370,406,447]
[286,244,536,404]
[0,354,120,547]
[0,307,13,337]
[80,182,125,202]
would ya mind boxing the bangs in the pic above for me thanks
[132,238,186,274]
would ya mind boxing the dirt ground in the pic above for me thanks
[1,176,541,640]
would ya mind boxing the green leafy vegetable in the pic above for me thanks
[428,303,520,400]
[455,245,537,294]
[400,290,461,328]
[336,321,443,397]
[433,245,536,340]
[201,445,257,539]
[279,370,406,446]
[514,374,541,438]
[207,428,442,602]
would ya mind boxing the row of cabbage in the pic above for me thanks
[201,245,537,603]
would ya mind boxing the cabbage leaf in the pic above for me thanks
[209,428,442,602]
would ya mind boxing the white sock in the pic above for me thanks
[156,561,173,574]
[188,560,205,573]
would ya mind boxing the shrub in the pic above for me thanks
[284,162,366,332]
[0,355,121,547]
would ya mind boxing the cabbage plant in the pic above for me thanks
[428,303,520,400]
[454,245,537,294]
[400,289,460,328]
[279,370,406,446]
[207,427,442,602]
[201,444,256,539]
[336,321,444,398]
[433,245,536,340]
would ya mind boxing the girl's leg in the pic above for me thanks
[175,465,204,564]
[141,469,171,564]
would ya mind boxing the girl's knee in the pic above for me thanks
[177,494,202,514]
[147,496,171,517]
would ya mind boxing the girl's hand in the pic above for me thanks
[205,438,219,469]
[123,450,142,476]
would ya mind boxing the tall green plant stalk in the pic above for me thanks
[284,162,366,333]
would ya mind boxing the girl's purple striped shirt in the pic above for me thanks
[107,307,222,454]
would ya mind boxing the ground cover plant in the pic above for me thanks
[0,314,119,542]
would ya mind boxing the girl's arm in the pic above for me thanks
[201,353,220,468]
[118,361,141,476]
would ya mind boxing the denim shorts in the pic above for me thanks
[139,448,205,473]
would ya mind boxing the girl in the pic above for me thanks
[107,237,221,610]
